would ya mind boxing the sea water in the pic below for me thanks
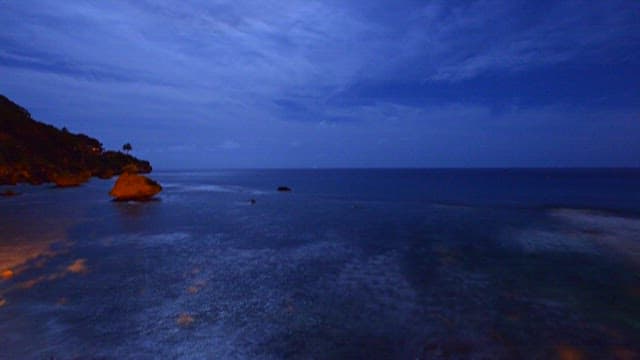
[1,169,639,358]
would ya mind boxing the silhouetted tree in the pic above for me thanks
[122,143,132,154]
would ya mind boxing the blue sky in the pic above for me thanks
[1,0,638,168]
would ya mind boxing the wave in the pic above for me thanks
[162,183,267,195]
[551,208,640,265]
[551,208,640,230]
[101,232,192,247]
[177,184,235,192]
[509,208,640,265]
[509,228,598,254]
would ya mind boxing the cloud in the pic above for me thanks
[419,1,640,81]
[0,0,638,167]
[218,140,241,150]
[3,1,636,90]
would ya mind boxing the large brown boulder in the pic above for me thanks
[109,173,162,201]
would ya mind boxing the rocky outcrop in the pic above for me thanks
[0,95,152,185]
[109,173,162,201]
[277,186,292,192]
[53,171,92,187]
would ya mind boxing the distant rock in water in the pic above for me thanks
[0,189,18,197]
[0,94,152,185]
[277,186,292,192]
[109,173,162,201]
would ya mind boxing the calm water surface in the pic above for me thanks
[1,169,639,359]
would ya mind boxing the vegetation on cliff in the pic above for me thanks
[0,95,151,185]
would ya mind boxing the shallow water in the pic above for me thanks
[1,169,639,359]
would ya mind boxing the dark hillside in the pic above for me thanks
[0,95,151,185]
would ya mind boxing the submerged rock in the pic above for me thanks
[109,173,162,201]
[0,189,18,197]
[277,186,292,192]
[176,313,194,327]
[66,259,88,274]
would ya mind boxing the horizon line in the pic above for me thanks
[153,166,640,172]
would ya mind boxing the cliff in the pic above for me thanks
[0,95,152,185]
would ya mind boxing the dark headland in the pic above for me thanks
[0,94,152,187]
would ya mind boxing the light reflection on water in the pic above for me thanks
[0,220,73,291]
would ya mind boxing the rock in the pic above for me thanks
[120,162,151,174]
[0,189,18,197]
[109,173,162,201]
[53,171,92,187]
[66,259,88,274]
[555,345,585,360]
[96,168,115,179]
[277,186,292,192]
[249,198,256,205]
[176,313,194,327]
[1,269,14,280]
[99,152,152,175]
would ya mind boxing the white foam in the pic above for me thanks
[102,232,192,247]
[163,183,268,195]
[170,184,236,193]
[509,228,597,254]
[551,209,640,265]
[507,209,640,264]
[551,209,640,234]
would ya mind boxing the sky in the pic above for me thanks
[1,0,639,169]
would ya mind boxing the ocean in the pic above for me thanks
[1,169,639,359]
